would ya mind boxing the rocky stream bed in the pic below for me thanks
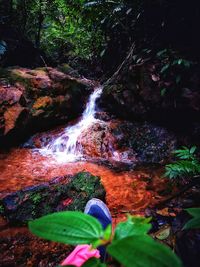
[0,67,200,266]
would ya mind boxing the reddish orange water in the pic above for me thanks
[0,148,167,221]
[0,148,169,266]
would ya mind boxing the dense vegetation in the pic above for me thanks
[1,1,200,73]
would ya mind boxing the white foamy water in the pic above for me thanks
[39,86,103,162]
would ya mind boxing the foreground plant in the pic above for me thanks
[184,208,200,230]
[29,211,182,267]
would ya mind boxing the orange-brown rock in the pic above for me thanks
[0,67,92,145]
[3,104,26,134]
[32,96,53,110]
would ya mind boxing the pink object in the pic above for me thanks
[61,245,100,267]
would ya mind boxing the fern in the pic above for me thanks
[164,146,200,179]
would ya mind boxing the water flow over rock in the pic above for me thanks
[39,86,103,162]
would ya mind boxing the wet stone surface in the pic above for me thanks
[0,172,105,224]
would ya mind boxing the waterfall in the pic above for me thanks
[39,86,103,162]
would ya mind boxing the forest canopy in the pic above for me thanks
[0,0,200,72]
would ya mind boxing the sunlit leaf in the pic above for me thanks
[103,224,112,241]
[29,211,104,245]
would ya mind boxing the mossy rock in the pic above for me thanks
[1,172,105,225]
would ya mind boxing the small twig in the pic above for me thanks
[105,42,136,86]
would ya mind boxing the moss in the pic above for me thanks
[29,192,42,204]
[8,69,33,87]
[2,171,105,225]
[69,172,100,195]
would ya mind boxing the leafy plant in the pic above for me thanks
[164,146,200,179]
[156,48,194,97]
[29,211,182,267]
[184,208,200,230]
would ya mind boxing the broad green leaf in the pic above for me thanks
[114,215,151,241]
[183,208,200,229]
[82,258,107,267]
[107,236,182,267]
[29,211,104,245]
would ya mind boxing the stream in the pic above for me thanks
[0,85,174,266]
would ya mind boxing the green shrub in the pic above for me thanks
[164,146,200,180]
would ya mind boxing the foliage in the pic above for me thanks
[29,211,182,267]
[184,208,200,230]
[29,211,106,246]
[156,48,194,97]
[0,0,104,63]
[164,146,200,179]
[1,0,200,71]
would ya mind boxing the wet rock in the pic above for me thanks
[0,172,105,224]
[78,120,176,165]
[100,62,200,143]
[95,111,114,121]
[3,104,29,134]
[0,67,92,146]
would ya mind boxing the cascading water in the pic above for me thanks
[39,86,103,162]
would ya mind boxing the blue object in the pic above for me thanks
[84,198,112,261]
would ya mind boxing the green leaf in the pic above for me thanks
[157,49,167,57]
[114,215,151,241]
[160,63,170,73]
[183,208,200,229]
[82,258,107,267]
[172,59,179,65]
[178,59,183,65]
[107,236,182,267]
[161,88,166,96]
[103,224,112,241]
[29,211,104,245]
[190,146,197,154]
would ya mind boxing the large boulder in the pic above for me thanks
[0,172,105,225]
[78,120,176,165]
[99,59,200,144]
[0,67,92,146]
